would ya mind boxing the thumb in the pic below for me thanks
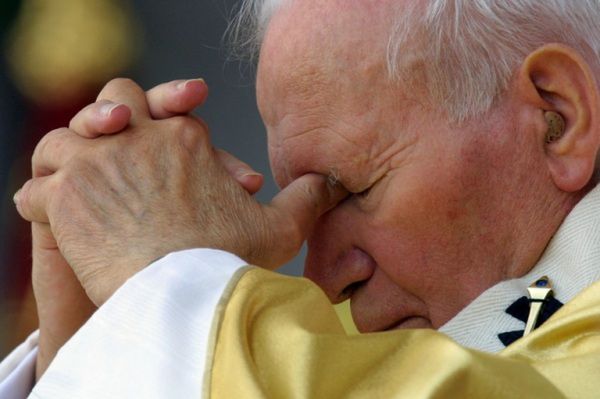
[265,174,348,267]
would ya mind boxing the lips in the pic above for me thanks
[352,308,432,332]
[383,316,432,331]
[349,280,432,332]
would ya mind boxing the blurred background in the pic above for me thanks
[0,0,307,357]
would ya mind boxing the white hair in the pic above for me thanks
[228,0,600,123]
[390,0,600,122]
[226,0,287,63]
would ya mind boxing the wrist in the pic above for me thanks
[35,329,59,381]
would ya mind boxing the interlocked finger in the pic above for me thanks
[215,149,264,195]
[97,78,151,124]
[32,128,92,177]
[69,100,132,138]
[14,175,54,223]
[146,79,208,119]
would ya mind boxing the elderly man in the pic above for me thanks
[2,0,600,397]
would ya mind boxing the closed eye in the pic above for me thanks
[355,186,372,199]
[353,173,388,204]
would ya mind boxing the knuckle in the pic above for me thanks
[51,171,73,199]
[167,116,209,151]
[34,128,67,154]
[32,128,70,167]
[49,171,82,214]
[106,77,136,89]
[98,77,138,99]
[91,141,116,161]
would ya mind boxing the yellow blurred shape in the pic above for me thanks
[6,0,141,105]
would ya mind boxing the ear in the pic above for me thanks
[517,44,600,192]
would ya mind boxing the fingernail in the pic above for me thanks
[241,172,263,179]
[177,78,205,91]
[100,102,122,117]
[13,189,21,205]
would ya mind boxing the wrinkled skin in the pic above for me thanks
[23,78,345,378]
[31,79,267,378]
[17,78,345,308]
[256,0,577,331]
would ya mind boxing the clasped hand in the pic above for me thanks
[14,78,347,307]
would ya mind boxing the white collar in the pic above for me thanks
[439,184,600,353]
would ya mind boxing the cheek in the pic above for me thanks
[361,172,476,292]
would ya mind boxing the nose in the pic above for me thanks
[304,245,376,303]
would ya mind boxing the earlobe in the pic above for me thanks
[520,44,600,192]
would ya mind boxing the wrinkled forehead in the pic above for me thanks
[256,1,428,190]
[261,0,399,65]
[257,0,404,121]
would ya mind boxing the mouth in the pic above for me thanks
[383,316,432,331]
